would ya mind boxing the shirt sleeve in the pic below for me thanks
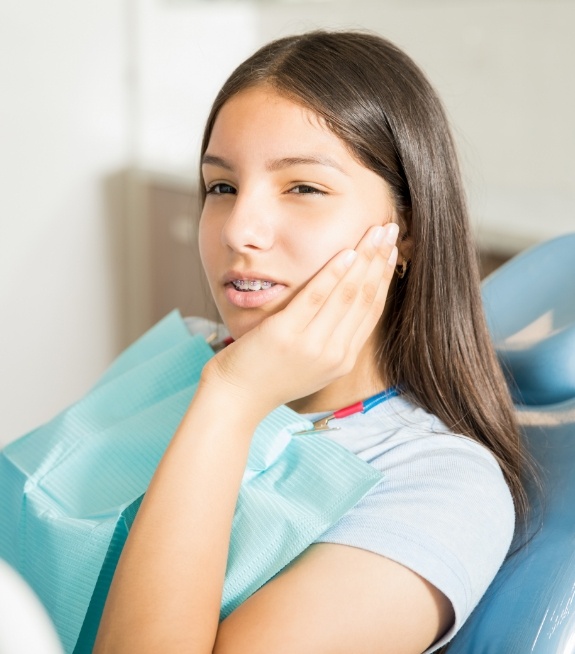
[312,433,515,653]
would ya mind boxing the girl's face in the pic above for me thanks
[199,85,397,340]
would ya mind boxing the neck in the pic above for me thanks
[286,335,387,414]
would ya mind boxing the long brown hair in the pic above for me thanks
[198,30,534,528]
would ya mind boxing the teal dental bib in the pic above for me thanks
[0,311,383,654]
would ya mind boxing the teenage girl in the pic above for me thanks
[94,30,530,654]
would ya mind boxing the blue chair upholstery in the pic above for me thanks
[447,398,575,653]
[448,232,575,653]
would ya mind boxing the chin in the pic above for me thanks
[220,311,264,341]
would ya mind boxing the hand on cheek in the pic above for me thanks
[201,222,399,413]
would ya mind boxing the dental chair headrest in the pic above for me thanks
[482,233,575,405]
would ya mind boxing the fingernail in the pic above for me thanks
[385,223,399,244]
[371,226,385,246]
[343,249,357,267]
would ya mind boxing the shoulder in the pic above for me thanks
[315,395,515,537]
[329,395,515,529]
[371,398,515,527]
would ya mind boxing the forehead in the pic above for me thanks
[208,86,352,158]
[216,85,326,127]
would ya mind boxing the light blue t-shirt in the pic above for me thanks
[305,395,515,653]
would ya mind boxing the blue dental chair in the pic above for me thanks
[448,232,575,653]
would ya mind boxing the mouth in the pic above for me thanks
[222,274,286,309]
[230,279,276,292]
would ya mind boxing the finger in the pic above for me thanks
[333,230,397,354]
[322,243,396,358]
[346,242,397,353]
[335,223,398,335]
[278,247,359,334]
[305,223,398,346]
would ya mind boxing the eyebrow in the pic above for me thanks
[201,153,349,176]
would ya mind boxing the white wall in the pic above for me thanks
[0,1,129,445]
[135,0,258,173]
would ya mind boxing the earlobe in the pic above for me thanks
[395,256,409,279]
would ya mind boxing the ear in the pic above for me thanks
[394,209,413,263]
[399,231,414,263]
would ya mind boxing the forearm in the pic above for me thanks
[94,380,268,654]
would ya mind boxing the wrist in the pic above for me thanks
[196,366,278,426]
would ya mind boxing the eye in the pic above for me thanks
[288,184,326,196]
[206,182,236,195]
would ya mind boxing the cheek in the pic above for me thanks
[283,226,354,286]
[289,200,391,282]
[198,219,218,280]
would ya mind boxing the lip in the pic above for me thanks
[224,283,287,309]
[221,270,287,309]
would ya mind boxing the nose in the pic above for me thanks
[220,194,275,253]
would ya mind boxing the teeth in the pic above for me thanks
[232,279,274,292]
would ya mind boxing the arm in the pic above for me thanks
[93,383,269,654]
[214,543,454,654]
[93,224,398,654]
